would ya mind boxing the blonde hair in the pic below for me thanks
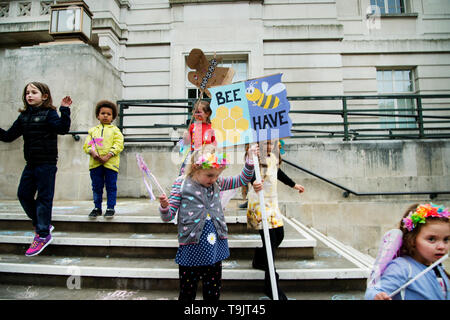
[185,144,218,177]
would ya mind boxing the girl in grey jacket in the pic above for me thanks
[159,144,259,301]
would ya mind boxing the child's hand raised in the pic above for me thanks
[61,96,72,107]
[159,194,169,208]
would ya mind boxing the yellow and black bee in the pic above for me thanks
[245,80,286,109]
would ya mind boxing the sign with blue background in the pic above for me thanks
[210,73,292,148]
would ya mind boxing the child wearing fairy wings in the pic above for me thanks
[158,144,260,301]
[365,203,450,300]
[83,100,124,219]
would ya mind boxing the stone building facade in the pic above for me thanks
[1,0,449,255]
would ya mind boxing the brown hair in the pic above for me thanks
[399,203,450,258]
[193,100,212,124]
[20,82,56,112]
[244,140,282,179]
[95,100,118,120]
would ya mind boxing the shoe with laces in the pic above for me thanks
[25,234,53,257]
[89,208,102,219]
[104,208,115,219]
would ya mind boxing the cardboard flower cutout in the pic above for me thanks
[187,48,235,98]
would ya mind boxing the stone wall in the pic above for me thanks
[0,43,123,200]
[113,139,450,256]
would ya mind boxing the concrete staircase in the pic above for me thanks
[0,199,373,300]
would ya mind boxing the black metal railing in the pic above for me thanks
[282,159,450,199]
[67,94,450,199]
[288,94,450,141]
[68,94,450,143]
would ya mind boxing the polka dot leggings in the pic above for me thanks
[178,261,222,302]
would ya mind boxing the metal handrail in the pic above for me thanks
[282,159,450,199]
[68,94,450,142]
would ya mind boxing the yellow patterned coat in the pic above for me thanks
[247,153,284,230]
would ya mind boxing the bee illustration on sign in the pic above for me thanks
[245,80,286,109]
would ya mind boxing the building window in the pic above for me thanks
[186,59,247,99]
[370,0,406,14]
[377,69,416,129]
[0,3,9,18]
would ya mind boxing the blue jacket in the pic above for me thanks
[365,256,450,300]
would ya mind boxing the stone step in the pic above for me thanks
[0,229,314,259]
[0,198,288,234]
[0,283,366,300]
[0,219,370,294]
[0,233,368,292]
[0,200,316,259]
[0,199,371,300]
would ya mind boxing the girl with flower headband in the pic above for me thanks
[158,144,261,301]
[365,203,450,300]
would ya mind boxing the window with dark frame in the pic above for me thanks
[377,68,417,129]
[186,59,248,100]
[370,0,406,14]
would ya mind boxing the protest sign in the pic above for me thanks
[209,73,292,148]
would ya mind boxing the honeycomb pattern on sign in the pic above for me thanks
[213,105,249,144]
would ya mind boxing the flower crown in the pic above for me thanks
[195,152,227,169]
[402,203,450,232]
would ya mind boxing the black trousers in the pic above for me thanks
[178,261,222,302]
[17,164,57,238]
[253,226,287,300]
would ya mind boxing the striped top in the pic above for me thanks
[160,160,254,222]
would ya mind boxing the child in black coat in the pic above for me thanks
[0,82,71,256]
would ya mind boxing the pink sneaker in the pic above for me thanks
[25,234,53,257]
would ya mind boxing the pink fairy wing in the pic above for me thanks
[367,229,403,288]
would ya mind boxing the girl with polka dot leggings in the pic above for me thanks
[159,144,260,301]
